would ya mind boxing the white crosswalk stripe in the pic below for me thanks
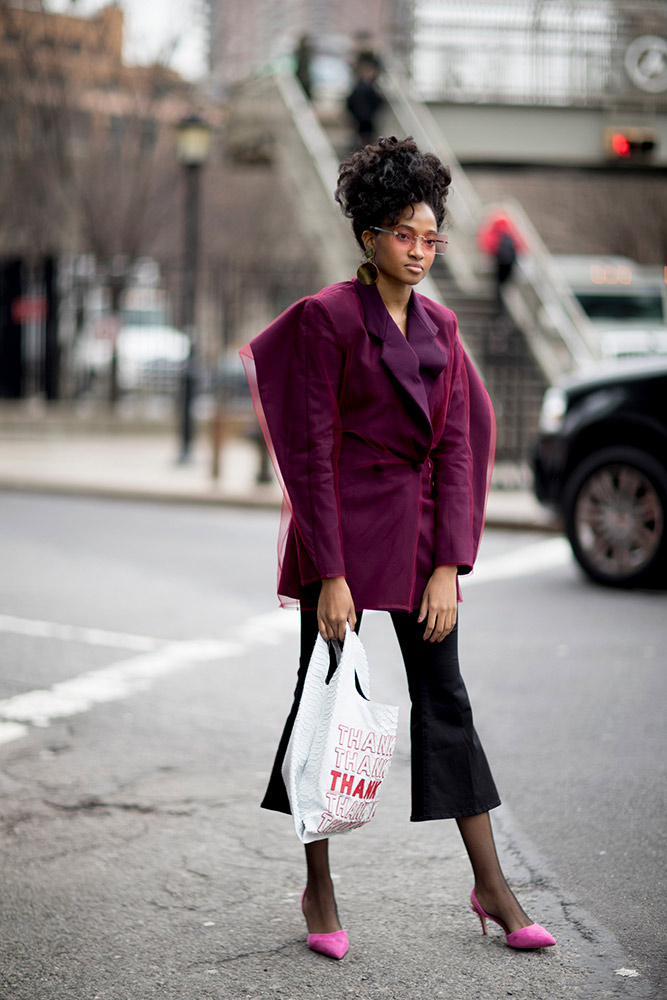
[0,537,569,746]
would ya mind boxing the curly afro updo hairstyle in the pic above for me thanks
[335,136,452,250]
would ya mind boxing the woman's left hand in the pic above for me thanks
[417,565,458,642]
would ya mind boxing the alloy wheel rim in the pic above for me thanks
[575,463,663,577]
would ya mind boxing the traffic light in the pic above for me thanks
[603,126,657,160]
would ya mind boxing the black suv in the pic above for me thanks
[532,358,667,587]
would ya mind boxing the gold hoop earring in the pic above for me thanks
[357,247,378,285]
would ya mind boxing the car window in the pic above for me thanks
[576,293,664,323]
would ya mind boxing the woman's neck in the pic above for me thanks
[375,275,412,335]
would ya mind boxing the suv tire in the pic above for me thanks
[563,445,667,587]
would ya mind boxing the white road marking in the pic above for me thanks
[237,608,300,644]
[461,536,572,587]
[0,640,240,729]
[0,609,299,746]
[0,614,163,651]
[0,721,29,746]
[0,538,567,746]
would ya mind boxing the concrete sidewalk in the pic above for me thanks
[0,429,560,532]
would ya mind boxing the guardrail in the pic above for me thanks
[235,64,601,383]
[379,61,601,381]
[234,72,357,285]
[380,62,483,296]
[260,69,483,370]
[498,198,603,378]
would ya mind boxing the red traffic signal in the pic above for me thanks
[611,133,631,157]
[604,127,657,159]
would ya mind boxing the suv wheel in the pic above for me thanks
[563,446,667,587]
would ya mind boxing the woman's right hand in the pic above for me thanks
[317,577,356,642]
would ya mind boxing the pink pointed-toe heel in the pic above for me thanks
[306,929,349,960]
[470,888,556,950]
[301,889,349,960]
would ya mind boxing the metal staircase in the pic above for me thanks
[429,261,547,470]
[231,64,602,467]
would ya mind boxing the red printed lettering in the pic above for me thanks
[340,772,354,795]
[364,779,381,799]
[317,810,334,832]
[360,731,377,753]
[352,778,366,798]
[325,792,338,812]
[357,754,372,776]
[372,757,387,778]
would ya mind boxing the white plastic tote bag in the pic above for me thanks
[282,623,399,844]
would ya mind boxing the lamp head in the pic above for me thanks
[177,114,212,166]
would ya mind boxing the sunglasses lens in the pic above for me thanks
[383,229,448,254]
[391,231,414,248]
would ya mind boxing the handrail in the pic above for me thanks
[233,69,484,374]
[264,70,490,352]
[273,72,341,208]
[269,69,486,370]
[379,59,483,295]
[379,59,601,378]
[496,198,601,375]
[234,72,358,284]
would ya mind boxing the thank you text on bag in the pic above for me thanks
[282,626,399,843]
[317,723,397,835]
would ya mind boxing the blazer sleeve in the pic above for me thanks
[430,341,477,574]
[247,298,347,584]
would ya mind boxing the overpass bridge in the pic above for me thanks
[406,0,667,169]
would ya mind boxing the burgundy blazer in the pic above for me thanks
[240,279,495,611]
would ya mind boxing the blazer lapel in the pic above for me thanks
[354,279,447,433]
[407,291,448,398]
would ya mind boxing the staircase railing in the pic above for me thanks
[243,71,358,284]
[379,60,602,382]
[259,69,484,369]
[235,64,599,383]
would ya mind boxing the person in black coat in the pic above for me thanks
[346,54,383,149]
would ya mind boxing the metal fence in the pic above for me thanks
[408,0,667,109]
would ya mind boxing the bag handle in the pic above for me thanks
[330,637,343,666]
[330,623,371,699]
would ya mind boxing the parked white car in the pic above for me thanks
[115,325,190,392]
[73,324,190,395]
[552,254,667,361]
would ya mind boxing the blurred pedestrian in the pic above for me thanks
[295,35,313,100]
[240,136,556,961]
[345,52,382,149]
[495,229,517,311]
[477,213,525,313]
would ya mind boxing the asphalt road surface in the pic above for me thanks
[0,493,664,1000]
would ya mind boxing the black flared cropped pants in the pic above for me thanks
[261,610,501,822]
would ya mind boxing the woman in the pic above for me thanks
[241,137,555,959]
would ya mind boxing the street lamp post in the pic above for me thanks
[176,114,212,463]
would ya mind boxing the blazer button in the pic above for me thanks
[412,461,423,472]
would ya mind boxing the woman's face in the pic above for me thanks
[363,202,439,289]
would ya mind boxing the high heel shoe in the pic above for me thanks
[301,889,349,959]
[470,888,556,950]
